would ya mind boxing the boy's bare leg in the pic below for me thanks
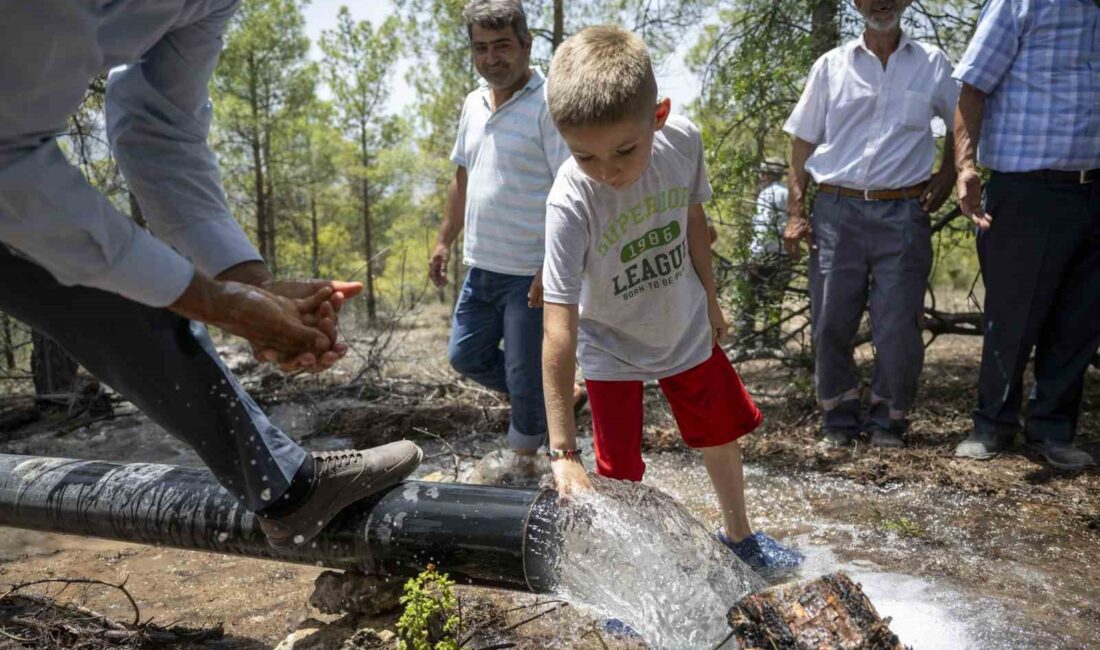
[701,440,753,541]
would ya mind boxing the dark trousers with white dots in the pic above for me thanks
[973,172,1100,444]
[0,244,307,512]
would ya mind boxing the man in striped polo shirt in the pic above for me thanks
[428,0,573,480]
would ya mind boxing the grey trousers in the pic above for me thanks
[808,193,932,432]
[974,172,1100,444]
[0,244,307,512]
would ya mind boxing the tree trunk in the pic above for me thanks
[30,331,77,406]
[310,190,320,279]
[552,0,564,51]
[451,241,460,307]
[1,313,15,370]
[809,0,841,57]
[361,127,377,322]
[248,55,269,267]
[729,572,905,649]
[263,126,277,274]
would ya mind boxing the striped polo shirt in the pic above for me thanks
[450,70,571,276]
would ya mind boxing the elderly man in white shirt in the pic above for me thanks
[783,0,958,448]
[0,0,421,551]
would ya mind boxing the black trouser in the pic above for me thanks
[974,172,1100,444]
[0,245,307,511]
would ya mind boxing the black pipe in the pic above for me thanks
[0,454,560,592]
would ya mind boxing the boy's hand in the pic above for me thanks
[551,459,593,497]
[707,299,729,345]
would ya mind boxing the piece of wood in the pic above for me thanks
[728,572,906,650]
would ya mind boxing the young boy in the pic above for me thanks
[540,25,802,570]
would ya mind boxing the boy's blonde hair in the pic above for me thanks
[547,26,657,128]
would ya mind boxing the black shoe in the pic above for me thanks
[1027,441,1095,471]
[870,429,904,448]
[820,428,855,447]
[954,433,1012,460]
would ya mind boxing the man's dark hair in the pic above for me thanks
[462,0,531,46]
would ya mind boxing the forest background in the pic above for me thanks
[0,0,990,392]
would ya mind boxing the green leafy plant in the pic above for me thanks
[396,565,463,650]
[880,516,926,539]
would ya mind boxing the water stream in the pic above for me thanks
[550,476,765,648]
[432,432,1097,648]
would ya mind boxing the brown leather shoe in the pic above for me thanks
[258,441,422,550]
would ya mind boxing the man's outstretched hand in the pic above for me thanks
[171,273,334,365]
[172,262,364,373]
[254,278,364,372]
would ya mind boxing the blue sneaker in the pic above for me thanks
[717,529,804,571]
[604,618,641,638]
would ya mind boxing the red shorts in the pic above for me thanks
[585,346,763,482]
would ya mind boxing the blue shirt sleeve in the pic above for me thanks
[953,0,1024,94]
[0,3,195,308]
[106,3,262,281]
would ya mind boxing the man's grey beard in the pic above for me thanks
[864,12,902,32]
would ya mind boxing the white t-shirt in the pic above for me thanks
[543,115,714,381]
[752,182,788,256]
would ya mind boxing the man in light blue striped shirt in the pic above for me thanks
[427,0,573,476]
[952,0,1099,470]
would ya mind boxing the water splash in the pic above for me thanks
[550,476,764,648]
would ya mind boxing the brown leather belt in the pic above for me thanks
[817,182,927,201]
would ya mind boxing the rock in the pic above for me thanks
[341,628,396,649]
[273,618,326,650]
[274,617,397,650]
[309,570,404,616]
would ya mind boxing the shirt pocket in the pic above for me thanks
[900,89,932,130]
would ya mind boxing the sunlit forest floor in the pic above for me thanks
[0,300,1096,648]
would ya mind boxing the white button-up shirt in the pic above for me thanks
[0,0,260,308]
[783,32,960,191]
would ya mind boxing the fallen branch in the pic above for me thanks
[0,577,223,648]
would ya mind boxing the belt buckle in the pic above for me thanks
[1081,170,1094,185]
[863,188,878,201]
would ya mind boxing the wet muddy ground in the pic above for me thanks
[0,304,1096,648]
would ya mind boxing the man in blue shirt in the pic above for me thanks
[952,0,1098,470]
[0,0,421,548]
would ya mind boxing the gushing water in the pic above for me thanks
[549,476,765,648]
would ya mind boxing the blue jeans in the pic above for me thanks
[448,268,546,450]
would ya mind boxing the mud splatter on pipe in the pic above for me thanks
[0,454,560,592]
